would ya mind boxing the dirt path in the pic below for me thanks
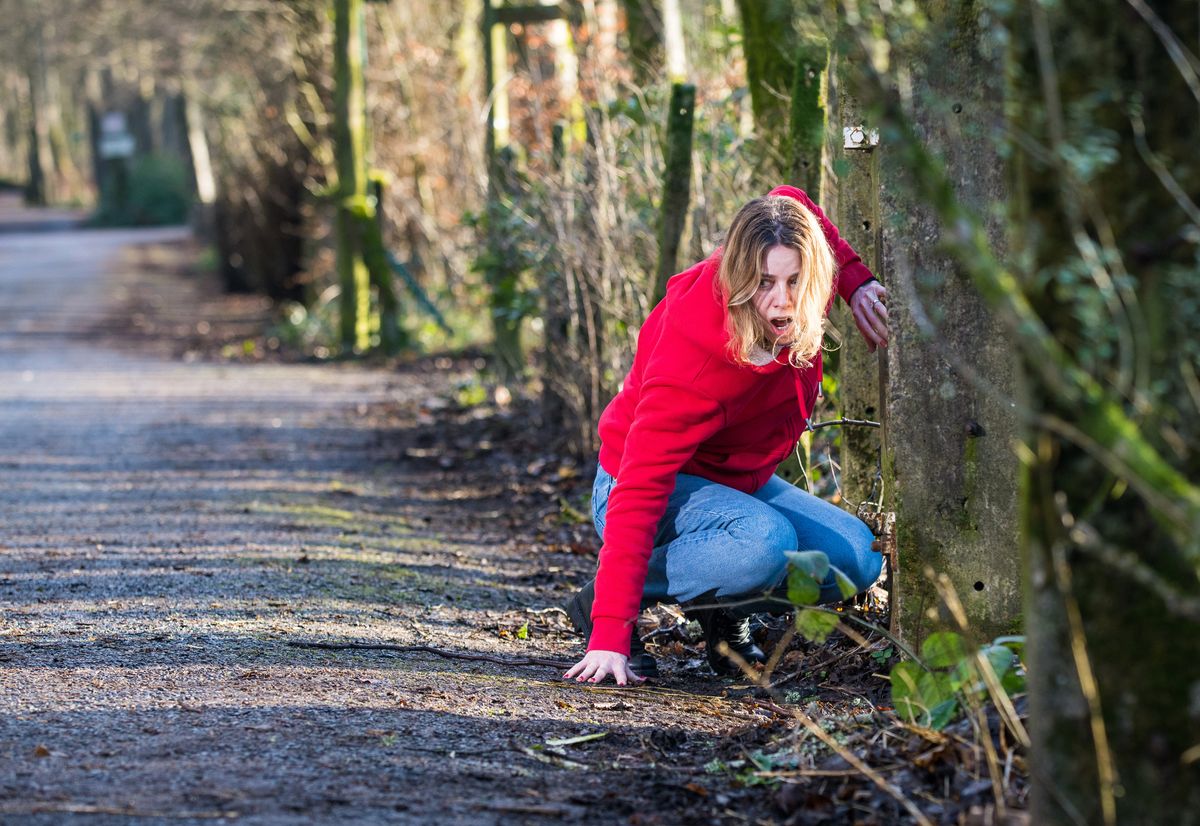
[0,212,782,824]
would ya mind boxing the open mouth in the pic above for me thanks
[770,317,793,334]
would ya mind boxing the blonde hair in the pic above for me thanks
[717,195,836,368]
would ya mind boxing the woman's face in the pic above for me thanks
[753,244,801,341]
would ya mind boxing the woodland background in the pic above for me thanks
[0,0,1198,823]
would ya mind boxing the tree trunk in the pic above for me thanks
[787,38,827,196]
[660,0,687,82]
[621,0,663,87]
[0,68,26,184]
[734,0,797,183]
[24,20,53,206]
[182,90,217,243]
[482,0,524,382]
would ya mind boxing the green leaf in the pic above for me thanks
[870,646,894,664]
[928,698,959,730]
[893,663,960,729]
[889,661,924,723]
[516,623,529,640]
[921,631,966,669]
[785,551,830,606]
[831,565,858,600]
[787,567,820,606]
[785,550,831,581]
[916,670,956,710]
[794,607,839,642]
[947,660,973,694]
[1001,668,1027,696]
[980,644,1014,682]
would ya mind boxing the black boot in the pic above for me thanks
[564,579,659,679]
[682,595,767,677]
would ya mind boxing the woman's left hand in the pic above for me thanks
[850,281,889,353]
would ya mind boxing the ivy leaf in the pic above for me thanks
[794,607,839,643]
[921,631,966,669]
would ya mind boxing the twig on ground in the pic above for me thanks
[285,639,573,669]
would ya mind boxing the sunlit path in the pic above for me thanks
[0,211,770,824]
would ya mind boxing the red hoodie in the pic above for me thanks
[589,185,876,655]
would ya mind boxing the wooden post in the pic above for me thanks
[651,82,695,306]
[334,0,371,353]
[365,174,404,355]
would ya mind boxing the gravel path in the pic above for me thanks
[0,213,779,825]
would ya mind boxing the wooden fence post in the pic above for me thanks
[334,0,370,353]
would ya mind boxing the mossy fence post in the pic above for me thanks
[334,0,371,353]
[651,82,695,306]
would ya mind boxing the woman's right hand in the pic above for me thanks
[563,649,645,686]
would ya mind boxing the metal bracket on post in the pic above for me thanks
[843,125,880,151]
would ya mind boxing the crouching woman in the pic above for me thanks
[564,186,890,685]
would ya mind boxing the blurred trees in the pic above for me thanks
[841,1,1200,821]
[1009,1,1200,821]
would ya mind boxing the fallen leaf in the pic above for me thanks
[33,745,50,758]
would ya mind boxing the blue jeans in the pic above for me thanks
[592,464,882,607]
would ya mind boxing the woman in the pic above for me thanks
[563,186,890,686]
